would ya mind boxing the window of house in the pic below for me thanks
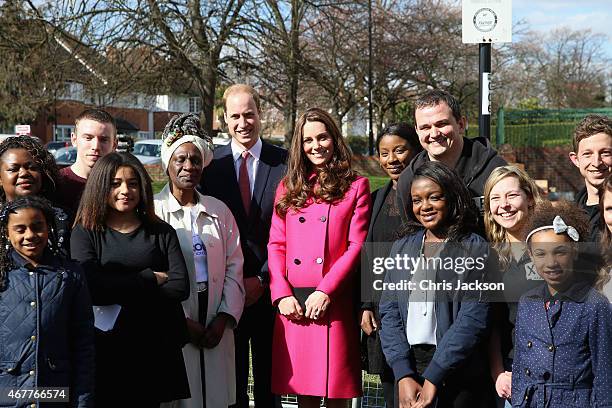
[54,125,74,141]
[58,82,84,101]
[189,97,202,113]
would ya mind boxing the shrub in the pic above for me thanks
[346,135,369,155]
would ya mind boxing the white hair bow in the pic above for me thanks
[552,215,580,241]
[525,215,580,242]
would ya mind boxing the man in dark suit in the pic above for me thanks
[200,84,287,407]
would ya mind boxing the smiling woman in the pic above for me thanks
[0,136,71,256]
[71,152,190,407]
[268,108,371,408]
[154,113,245,408]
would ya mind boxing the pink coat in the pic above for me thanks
[268,176,371,398]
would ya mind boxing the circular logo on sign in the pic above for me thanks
[473,8,497,32]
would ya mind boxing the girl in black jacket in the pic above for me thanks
[0,196,94,407]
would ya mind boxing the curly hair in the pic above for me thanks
[525,200,589,244]
[399,161,478,242]
[275,108,357,217]
[0,136,60,203]
[484,166,543,269]
[0,196,58,290]
[572,114,612,152]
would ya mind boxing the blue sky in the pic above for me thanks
[512,0,611,57]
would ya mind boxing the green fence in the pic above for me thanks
[467,107,612,147]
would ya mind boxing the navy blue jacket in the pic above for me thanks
[0,250,94,407]
[379,230,493,387]
[512,282,612,408]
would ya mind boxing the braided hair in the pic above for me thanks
[0,196,59,290]
[0,136,60,203]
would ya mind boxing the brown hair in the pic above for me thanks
[415,89,463,122]
[275,108,356,217]
[484,166,543,269]
[572,114,612,152]
[596,174,612,290]
[526,200,589,244]
[74,152,160,230]
[222,84,261,113]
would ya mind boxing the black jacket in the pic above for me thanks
[0,251,94,407]
[396,136,507,222]
[575,186,602,242]
[200,141,287,284]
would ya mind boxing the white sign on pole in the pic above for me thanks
[482,73,491,115]
[14,125,31,135]
[462,0,512,44]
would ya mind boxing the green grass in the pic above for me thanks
[368,176,389,192]
[152,181,166,194]
[152,176,390,195]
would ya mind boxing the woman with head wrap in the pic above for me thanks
[155,113,245,408]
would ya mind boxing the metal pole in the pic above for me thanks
[367,0,374,155]
[478,43,491,140]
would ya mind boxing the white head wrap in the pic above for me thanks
[160,113,214,172]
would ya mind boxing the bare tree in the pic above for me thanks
[497,28,609,109]
[300,2,369,126]
[0,1,89,126]
[240,0,309,143]
[35,0,252,134]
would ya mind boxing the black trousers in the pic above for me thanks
[230,294,281,408]
[412,345,495,408]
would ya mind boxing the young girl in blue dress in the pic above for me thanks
[379,161,495,408]
[0,196,94,407]
[512,200,612,407]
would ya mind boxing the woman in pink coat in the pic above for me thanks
[268,108,371,407]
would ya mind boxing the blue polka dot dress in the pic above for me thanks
[511,282,612,407]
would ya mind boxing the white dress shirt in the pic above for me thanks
[231,137,262,194]
[406,236,439,346]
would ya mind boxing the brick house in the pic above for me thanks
[31,88,219,143]
[26,31,222,144]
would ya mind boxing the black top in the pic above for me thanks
[575,186,602,242]
[371,187,403,243]
[497,251,545,360]
[70,221,190,404]
[397,136,507,227]
[200,141,287,284]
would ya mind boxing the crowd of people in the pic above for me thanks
[0,84,610,408]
